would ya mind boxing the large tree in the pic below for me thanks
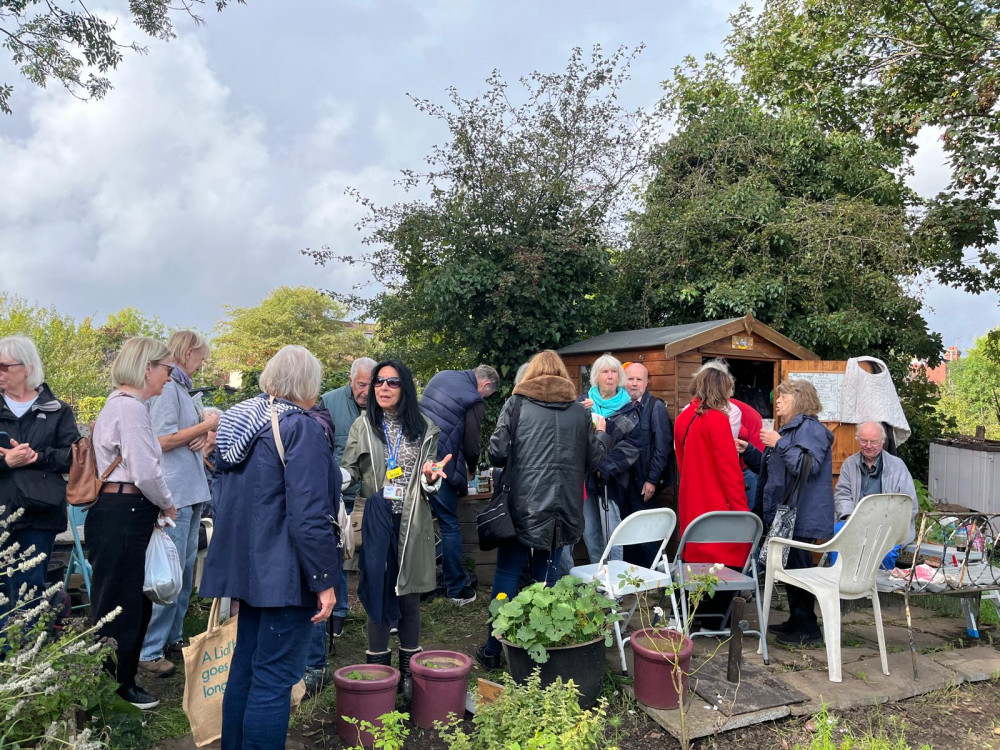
[727,0,1000,293]
[938,336,1000,439]
[211,286,371,385]
[308,46,664,386]
[1,0,240,114]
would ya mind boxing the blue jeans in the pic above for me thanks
[430,482,467,597]
[484,542,559,656]
[582,487,622,564]
[140,503,202,661]
[0,527,56,628]
[743,468,758,513]
[222,602,314,750]
[305,620,328,670]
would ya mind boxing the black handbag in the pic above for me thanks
[476,396,523,551]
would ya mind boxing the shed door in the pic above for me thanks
[778,359,864,482]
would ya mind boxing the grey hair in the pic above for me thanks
[514,362,530,386]
[202,407,223,420]
[0,336,44,390]
[695,359,734,396]
[259,346,323,403]
[856,421,887,442]
[350,356,378,380]
[589,354,626,388]
[474,364,499,390]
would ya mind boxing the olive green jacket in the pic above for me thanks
[340,413,441,596]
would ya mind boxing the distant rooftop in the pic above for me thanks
[558,318,743,356]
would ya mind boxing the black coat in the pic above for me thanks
[488,375,611,551]
[0,383,80,533]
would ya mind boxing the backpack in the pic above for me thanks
[66,429,121,507]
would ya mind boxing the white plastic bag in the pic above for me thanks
[145,525,182,605]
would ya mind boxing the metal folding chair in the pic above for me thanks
[673,511,769,664]
[570,507,681,674]
[63,504,91,608]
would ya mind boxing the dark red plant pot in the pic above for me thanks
[410,650,473,729]
[630,627,693,710]
[500,635,606,709]
[333,664,400,747]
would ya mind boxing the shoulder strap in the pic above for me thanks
[89,420,123,481]
[680,412,698,460]
[782,452,813,508]
[270,396,286,466]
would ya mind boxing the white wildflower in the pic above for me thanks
[709,562,724,574]
[653,606,664,618]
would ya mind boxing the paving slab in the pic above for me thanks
[929,645,1000,681]
[692,657,807,713]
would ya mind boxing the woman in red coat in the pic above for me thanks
[674,364,750,570]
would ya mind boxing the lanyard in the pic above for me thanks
[383,423,403,470]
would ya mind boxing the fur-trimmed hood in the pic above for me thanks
[512,375,579,404]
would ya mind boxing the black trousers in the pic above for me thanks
[85,492,160,691]
[785,538,820,633]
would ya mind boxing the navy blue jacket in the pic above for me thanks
[631,391,675,492]
[357,489,400,626]
[420,370,483,493]
[743,414,835,540]
[201,407,342,608]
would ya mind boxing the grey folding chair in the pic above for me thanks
[570,507,681,674]
[672,511,769,664]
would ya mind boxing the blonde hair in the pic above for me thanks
[777,379,823,418]
[691,366,734,414]
[589,353,626,389]
[259,345,323,403]
[521,350,572,383]
[0,336,44,390]
[166,330,208,367]
[111,337,172,389]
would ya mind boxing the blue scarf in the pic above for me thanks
[587,385,631,417]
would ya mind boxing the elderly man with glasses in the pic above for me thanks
[833,421,919,568]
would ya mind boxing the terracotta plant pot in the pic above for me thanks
[500,635,606,709]
[410,650,473,729]
[333,664,400,747]
[630,627,693,710]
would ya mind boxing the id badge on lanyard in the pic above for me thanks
[383,423,404,488]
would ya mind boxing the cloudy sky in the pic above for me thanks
[0,0,996,352]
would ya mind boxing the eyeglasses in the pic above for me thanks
[154,362,175,377]
[374,376,402,389]
[0,362,24,374]
[858,439,883,447]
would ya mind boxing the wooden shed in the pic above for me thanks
[558,314,818,421]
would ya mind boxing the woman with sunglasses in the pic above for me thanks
[340,359,450,701]
[88,337,178,710]
[0,336,80,629]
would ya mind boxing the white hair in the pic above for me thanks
[0,336,44,390]
[856,421,887,442]
[259,346,323,403]
[695,359,734,397]
[350,357,378,380]
[589,354,626,388]
[514,362,530,386]
[202,407,223,419]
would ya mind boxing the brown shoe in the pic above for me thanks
[165,641,186,656]
[139,657,176,677]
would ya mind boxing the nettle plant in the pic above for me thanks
[488,576,625,663]
[0,506,119,748]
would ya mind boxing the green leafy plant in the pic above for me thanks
[344,710,409,750]
[488,575,624,664]
[437,670,615,750]
[345,669,380,681]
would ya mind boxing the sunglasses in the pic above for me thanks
[0,362,24,374]
[374,376,402,389]
[154,362,176,376]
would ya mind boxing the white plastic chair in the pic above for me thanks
[673,511,769,664]
[759,493,913,682]
[570,507,680,674]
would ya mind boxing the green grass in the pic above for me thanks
[797,704,931,750]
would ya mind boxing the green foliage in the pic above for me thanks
[309,46,665,391]
[74,396,107,425]
[437,670,614,750]
[897,375,955,483]
[211,286,370,381]
[0,0,241,115]
[937,336,1000,438]
[796,704,930,750]
[912,479,934,514]
[488,576,622,664]
[344,710,410,750]
[728,0,1000,294]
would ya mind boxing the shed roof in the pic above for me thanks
[558,314,819,360]
[558,318,743,355]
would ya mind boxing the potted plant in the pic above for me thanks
[409,650,473,729]
[488,575,623,708]
[332,664,399,747]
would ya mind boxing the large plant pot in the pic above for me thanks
[333,664,400,747]
[410,650,473,729]
[500,636,605,709]
[630,627,693,710]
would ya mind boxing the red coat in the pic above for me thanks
[674,401,751,568]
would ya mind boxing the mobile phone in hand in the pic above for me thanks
[0,432,12,450]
